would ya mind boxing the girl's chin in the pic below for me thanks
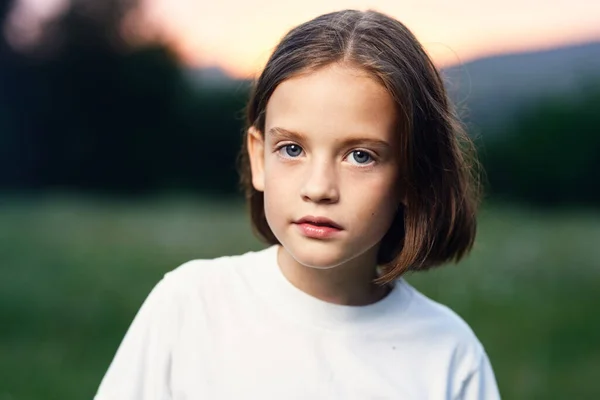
[300,263,340,270]
[278,244,349,270]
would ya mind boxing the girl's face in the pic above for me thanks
[248,63,401,270]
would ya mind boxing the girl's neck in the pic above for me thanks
[276,245,391,306]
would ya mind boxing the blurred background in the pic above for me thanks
[1,0,599,398]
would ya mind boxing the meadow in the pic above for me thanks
[1,195,599,399]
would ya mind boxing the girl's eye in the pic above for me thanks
[279,144,303,158]
[348,150,373,165]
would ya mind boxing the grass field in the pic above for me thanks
[1,195,599,399]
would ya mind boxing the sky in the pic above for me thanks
[16,0,600,78]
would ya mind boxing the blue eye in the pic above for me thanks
[348,150,373,165]
[280,144,303,158]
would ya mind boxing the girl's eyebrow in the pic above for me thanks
[268,127,306,142]
[267,126,392,150]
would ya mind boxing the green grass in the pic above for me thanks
[1,195,599,399]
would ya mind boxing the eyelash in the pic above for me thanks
[275,143,377,166]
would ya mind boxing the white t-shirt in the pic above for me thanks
[95,245,500,399]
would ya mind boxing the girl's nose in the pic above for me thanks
[299,160,340,204]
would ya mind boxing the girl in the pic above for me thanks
[96,9,500,399]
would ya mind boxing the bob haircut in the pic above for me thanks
[239,9,481,285]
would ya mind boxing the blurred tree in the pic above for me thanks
[0,0,15,50]
[26,0,182,193]
[481,81,600,206]
[0,0,249,195]
[0,0,28,189]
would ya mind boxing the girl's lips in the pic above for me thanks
[294,216,343,229]
[294,222,343,239]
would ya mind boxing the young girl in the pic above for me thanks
[96,9,500,399]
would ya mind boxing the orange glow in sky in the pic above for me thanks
[144,0,600,78]
[19,0,600,79]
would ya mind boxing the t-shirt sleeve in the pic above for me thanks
[94,277,180,400]
[458,350,501,400]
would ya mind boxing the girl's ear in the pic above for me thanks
[247,126,265,192]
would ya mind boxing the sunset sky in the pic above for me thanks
[18,0,600,78]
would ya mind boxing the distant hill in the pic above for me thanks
[184,66,251,91]
[186,41,600,133]
[442,41,600,130]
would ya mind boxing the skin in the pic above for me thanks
[247,63,402,306]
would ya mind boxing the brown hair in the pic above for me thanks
[238,9,481,284]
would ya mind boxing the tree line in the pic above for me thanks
[1,0,598,205]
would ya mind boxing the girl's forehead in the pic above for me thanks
[269,64,389,106]
[265,64,397,142]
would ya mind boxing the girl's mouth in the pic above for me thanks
[294,216,343,229]
[294,216,343,239]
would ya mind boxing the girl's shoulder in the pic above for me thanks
[399,280,486,355]
[158,245,273,299]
